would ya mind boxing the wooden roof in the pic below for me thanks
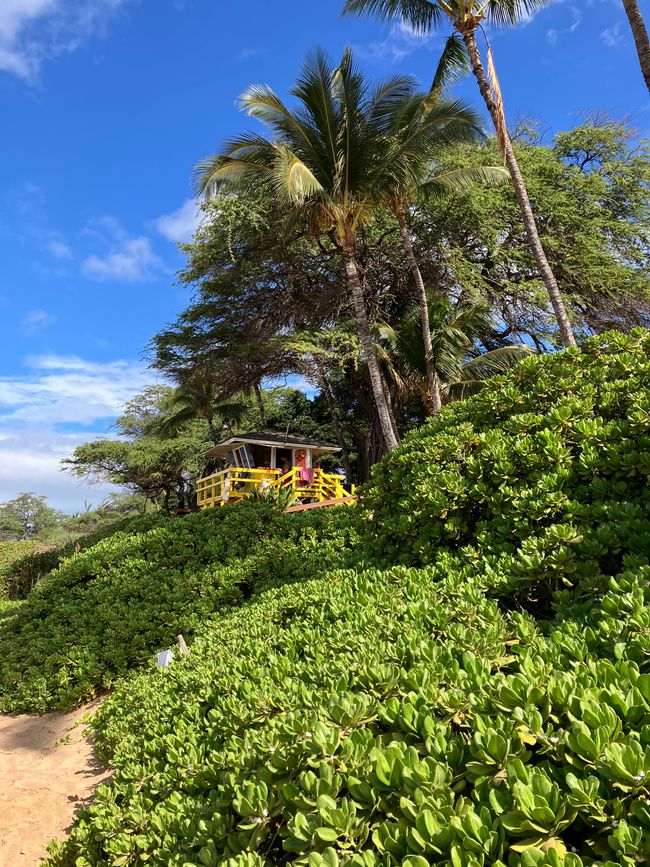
[204,430,341,459]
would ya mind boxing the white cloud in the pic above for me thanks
[0,354,158,511]
[82,236,163,281]
[238,47,261,62]
[154,198,202,244]
[23,308,57,334]
[354,20,437,63]
[0,0,126,82]
[546,7,582,45]
[0,430,120,513]
[601,22,623,47]
[46,238,72,258]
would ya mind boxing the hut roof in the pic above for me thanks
[204,430,340,459]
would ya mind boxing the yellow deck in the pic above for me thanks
[196,466,355,508]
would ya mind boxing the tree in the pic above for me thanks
[343,0,577,348]
[64,388,212,513]
[377,298,532,408]
[0,493,62,541]
[195,49,433,451]
[381,72,508,410]
[413,119,650,341]
[621,0,650,92]
[157,372,246,444]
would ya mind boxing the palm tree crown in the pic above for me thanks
[196,49,489,450]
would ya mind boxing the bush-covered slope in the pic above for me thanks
[5,330,650,864]
[365,330,650,609]
[0,506,359,713]
[49,562,650,865]
[0,539,40,591]
[1,516,149,600]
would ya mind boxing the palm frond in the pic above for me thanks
[273,146,326,203]
[430,32,470,91]
[342,0,446,30]
[423,164,510,195]
[447,345,533,398]
[239,84,314,148]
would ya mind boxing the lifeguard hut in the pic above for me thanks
[196,431,355,509]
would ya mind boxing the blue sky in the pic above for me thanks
[0,0,647,511]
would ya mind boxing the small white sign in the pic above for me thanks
[156,649,174,668]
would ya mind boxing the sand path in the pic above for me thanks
[0,701,111,865]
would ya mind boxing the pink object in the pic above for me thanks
[299,467,314,483]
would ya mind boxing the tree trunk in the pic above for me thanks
[206,417,220,445]
[460,27,576,349]
[314,358,354,484]
[395,203,443,412]
[341,241,399,451]
[253,381,267,427]
[622,0,650,91]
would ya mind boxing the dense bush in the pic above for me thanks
[0,505,360,713]
[0,539,40,592]
[5,330,650,864]
[48,561,650,865]
[1,517,145,600]
[365,330,650,608]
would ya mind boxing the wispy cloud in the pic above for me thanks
[83,236,163,281]
[46,238,72,259]
[601,22,623,47]
[238,47,261,62]
[546,6,582,45]
[23,308,57,334]
[154,198,202,244]
[0,0,127,82]
[354,20,437,63]
[0,353,158,510]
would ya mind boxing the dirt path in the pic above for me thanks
[0,701,111,865]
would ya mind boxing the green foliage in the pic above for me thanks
[0,539,40,594]
[0,505,359,713]
[5,331,649,864]
[1,516,144,601]
[365,330,650,607]
[0,492,63,541]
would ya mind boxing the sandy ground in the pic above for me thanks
[0,701,111,865]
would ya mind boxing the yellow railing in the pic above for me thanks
[196,466,355,509]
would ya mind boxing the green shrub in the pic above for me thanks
[364,329,650,610]
[6,330,649,864]
[0,504,360,713]
[0,539,40,593]
[1,517,146,600]
[47,561,650,866]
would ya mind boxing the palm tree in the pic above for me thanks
[377,297,532,408]
[195,50,441,451]
[381,71,508,411]
[158,375,246,444]
[621,0,650,92]
[344,0,577,349]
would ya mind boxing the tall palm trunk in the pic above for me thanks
[621,0,650,91]
[460,26,576,349]
[394,203,443,413]
[341,241,399,451]
[313,357,354,483]
[253,381,267,427]
[205,416,220,445]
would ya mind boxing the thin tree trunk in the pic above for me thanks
[460,27,576,349]
[622,0,650,91]
[206,417,220,445]
[253,381,267,427]
[341,242,399,451]
[313,358,354,484]
[395,203,443,412]
[380,368,401,442]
